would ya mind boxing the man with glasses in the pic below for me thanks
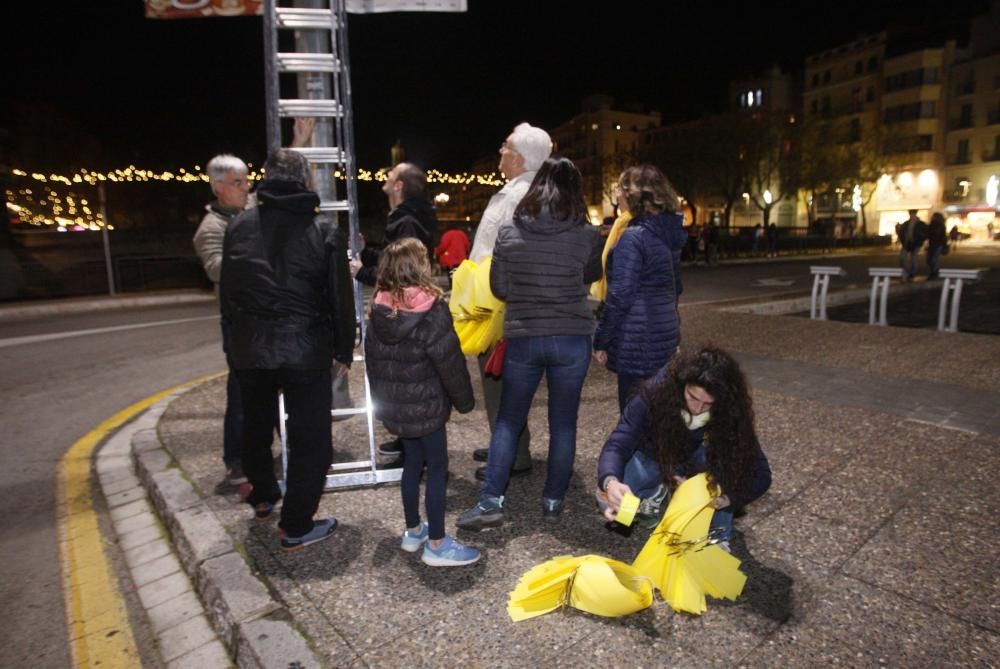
[468,122,552,481]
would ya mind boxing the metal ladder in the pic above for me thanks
[264,0,402,489]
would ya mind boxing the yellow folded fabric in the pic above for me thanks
[590,212,632,301]
[449,258,505,355]
[507,555,652,622]
[631,473,746,615]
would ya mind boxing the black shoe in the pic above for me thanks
[542,498,564,523]
[475,464,531,481]
[472,448,489,462]
[378,438,403,457]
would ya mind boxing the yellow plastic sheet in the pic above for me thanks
[449,258,505,355]
[507,555,653,622]
[632,474,746,615]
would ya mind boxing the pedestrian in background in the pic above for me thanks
[364,238,480,567]
[926,212,948,280]
[435,223,471,288]
[897,209,927,280]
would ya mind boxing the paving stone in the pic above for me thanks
[109,498,152,524]
[149,469,200,517]
[138,571,194,611]
[124,537,173,570]
[171,506,233,573]
[198,552,280,648]
[166,640,232,669]
[119,523,165,551]
[136,448,173,480]
[104,485,147,509]
[236,617,323,669]
[158,614,219,663]
[102,473,143,496]
[132,427,162,453]
[146,589,207,636]
[132,552,183,588]
[114,508,158,536]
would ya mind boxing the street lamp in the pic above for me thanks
[434,192,450,205]
[763,190,773,205]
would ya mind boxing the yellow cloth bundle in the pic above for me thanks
[507,555,653,622]
[448,258,505,355]
[632,474,746,614]
[507,474,747,621]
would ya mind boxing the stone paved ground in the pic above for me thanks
[157,303,1000,668]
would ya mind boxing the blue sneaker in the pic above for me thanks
[280,518,338,553]
[401,522,429,552]
[421,536,481,567]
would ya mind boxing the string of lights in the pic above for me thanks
[6,165,504,231]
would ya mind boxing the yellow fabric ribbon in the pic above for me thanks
[507,473,747,621]
[448,257,505,355]
[507,555,653,622]
[589,211,632,301]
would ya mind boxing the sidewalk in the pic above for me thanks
[128,301,999,667]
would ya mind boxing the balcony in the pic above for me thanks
[956,80,975,96]
[947,154,973,165]
[983,151,1000,163]
[948,118,975,131]
[989,109,1000,126]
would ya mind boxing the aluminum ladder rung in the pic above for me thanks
[319,200,350,212]
[276,6,337,29]
[330,407,366,417]
[277,53,341,73]
[292,146,347,163]
[278,99,344,117]
[324,468,403,490]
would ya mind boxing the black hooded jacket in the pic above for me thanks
[356,196,438,286]
[220,178,355,370]
[364,296,474,438]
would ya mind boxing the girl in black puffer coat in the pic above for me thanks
[364,238,481,567]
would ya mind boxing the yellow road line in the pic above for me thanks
[57,372,223,668]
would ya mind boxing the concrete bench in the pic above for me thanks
[809,266,847,320]
[868,267,904,326]
[937,269,982,332]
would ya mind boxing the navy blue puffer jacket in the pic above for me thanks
[593,212,687,377]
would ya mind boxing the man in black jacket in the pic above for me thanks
[350,162,438,458]
[220,149,355,552]
[350,162,437,286]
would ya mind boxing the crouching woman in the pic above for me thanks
[596,346,771,544]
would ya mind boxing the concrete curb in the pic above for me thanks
[0,291,215,322]
[130,398,323,669]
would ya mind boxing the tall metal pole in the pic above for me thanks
[97,184,116,296]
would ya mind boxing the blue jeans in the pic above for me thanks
[401,426,448,541]
[899,246,919,277]
[481,335,591,502]
[621,449,734,541]
[927,245,943,275]
[616,372,648,413]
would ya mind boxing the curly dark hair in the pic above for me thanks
[642,346,756,497]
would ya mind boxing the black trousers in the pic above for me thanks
[237,367,332,538]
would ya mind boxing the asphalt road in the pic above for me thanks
[0,301,224,667]
[0,243,996,667]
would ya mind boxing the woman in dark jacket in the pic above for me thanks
[596,346,771,545]
[593,165,688,411]
[458,157,603,529]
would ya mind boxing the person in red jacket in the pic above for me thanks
[435,224,471,287]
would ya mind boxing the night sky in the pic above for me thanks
[4,0,988,174]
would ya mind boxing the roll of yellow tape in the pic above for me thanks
[616,492,640,527]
